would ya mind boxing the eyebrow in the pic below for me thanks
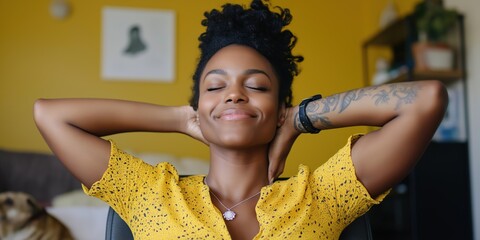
[203,69,271,81]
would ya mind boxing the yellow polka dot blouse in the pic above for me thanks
[83,134,389,239]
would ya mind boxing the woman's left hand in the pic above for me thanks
[267,106,302,183]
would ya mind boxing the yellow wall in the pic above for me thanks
[360,0,421,85]
[0,0,418,176]
[361,0,421,38]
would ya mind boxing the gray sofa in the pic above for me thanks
[0,148,81,205]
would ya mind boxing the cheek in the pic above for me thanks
[256,99,281,136]
[257,96,279,119]
[196,95,216,136]
[197,94,215,119]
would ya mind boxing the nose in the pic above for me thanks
[225,85,248,104]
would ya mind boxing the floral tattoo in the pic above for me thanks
[294,83,419,132]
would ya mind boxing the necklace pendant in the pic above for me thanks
[223,210,236,221]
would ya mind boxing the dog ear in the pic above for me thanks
[26,197,43,214]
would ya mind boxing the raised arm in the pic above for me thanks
[33,99,202,188]
[269,80,448,197]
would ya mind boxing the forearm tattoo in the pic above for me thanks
[294,83,419,132]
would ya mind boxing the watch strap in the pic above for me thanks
[298,94,322,133]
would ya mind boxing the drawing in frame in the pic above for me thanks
[102,6,176,82]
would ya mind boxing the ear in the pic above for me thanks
[26,197,44,215]
[277,103,287,127]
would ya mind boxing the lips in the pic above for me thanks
[216,108,257,120]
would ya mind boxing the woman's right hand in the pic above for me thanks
[181,106,209,146]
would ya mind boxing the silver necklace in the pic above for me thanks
[204,177,261,221]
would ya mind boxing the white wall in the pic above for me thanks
[444,1,480,239]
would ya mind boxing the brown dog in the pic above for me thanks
[0,192,73,240]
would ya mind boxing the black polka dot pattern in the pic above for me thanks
[83,135,389,239]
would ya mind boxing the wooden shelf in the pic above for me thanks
[383,69,464,85]
[363,16,410,46]
[363,13,466,86]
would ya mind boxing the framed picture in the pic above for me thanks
[101,7,175,82]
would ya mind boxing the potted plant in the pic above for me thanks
[412,0,459,71]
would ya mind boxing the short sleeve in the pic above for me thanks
[311,134,390,225]
[82,140,179,218]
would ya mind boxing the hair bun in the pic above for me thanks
[190,0,303,110]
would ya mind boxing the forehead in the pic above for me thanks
[201,45,277,80]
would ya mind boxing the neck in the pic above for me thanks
[206,144,269,202]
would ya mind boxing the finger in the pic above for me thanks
[268,139,287,183]
[268,106,300,184]
[268,159,285,184]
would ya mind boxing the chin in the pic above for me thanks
[213,133,271,149]
[202,123,276,149]
[219,135,256,147]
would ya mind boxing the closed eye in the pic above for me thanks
[247,86,268,91]
[207,87,223,91]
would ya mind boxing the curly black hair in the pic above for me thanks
[189,0,303,110]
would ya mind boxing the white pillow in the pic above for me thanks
[47,206,109,240]
[52,190,107,207]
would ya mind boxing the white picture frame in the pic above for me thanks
[101,7,176,82]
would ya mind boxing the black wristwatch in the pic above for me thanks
[298,94,322,133]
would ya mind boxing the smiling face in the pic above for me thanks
[198,45,284,149]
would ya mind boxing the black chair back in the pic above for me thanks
[105,207,133,240]
[339,213,373,240]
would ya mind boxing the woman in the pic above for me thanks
[34,1,448,239]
